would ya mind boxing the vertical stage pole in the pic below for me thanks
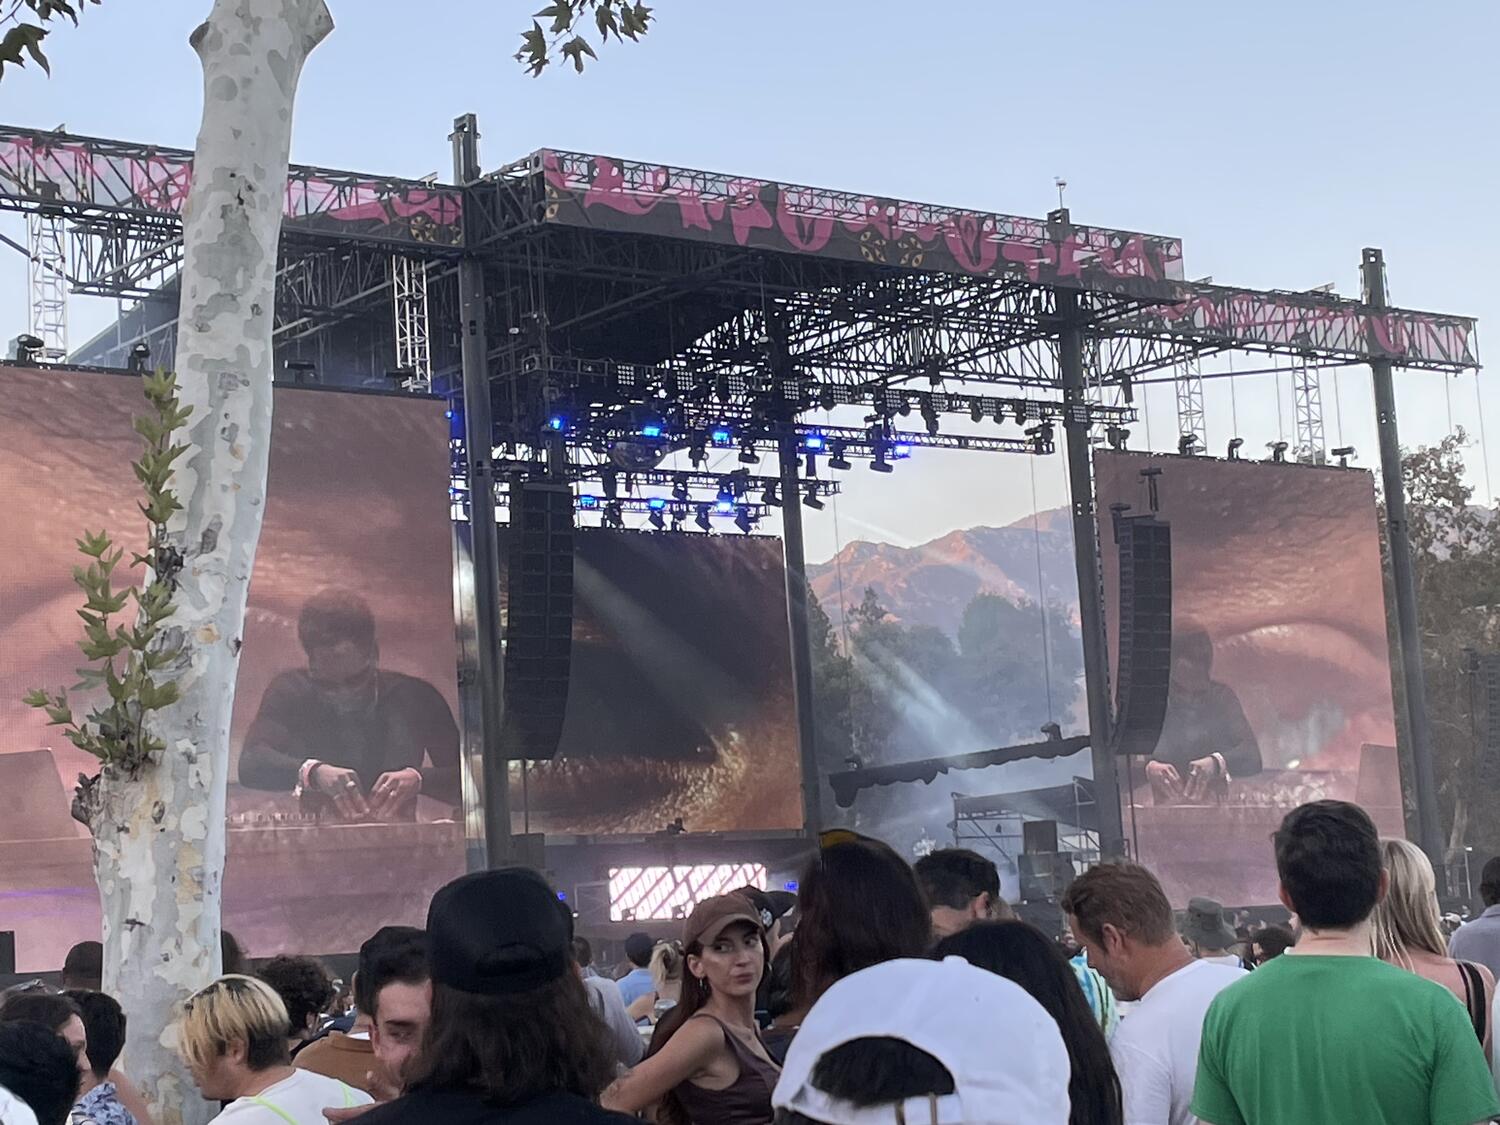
[452,113,512,867]
[779,436,824,838]
[1363,247,1444,873]
[1054,270,1127,860]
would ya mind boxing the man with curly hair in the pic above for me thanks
[257,956,335,1056]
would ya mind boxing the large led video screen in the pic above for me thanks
[507,529,803,837]
[0,365,463,971]
[1094,450,1405,906]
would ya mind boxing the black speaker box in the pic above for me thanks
[1018,852,1077,903]
[1022,819,1060,855]
[1111,514,1173,757]
[501,482,575,760]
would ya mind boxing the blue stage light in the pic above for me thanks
[444,409,454,419]
[641,423,664,438]
[711,427,733,446]
[714,499,734,515]
[804,433,825,451]
[783,881,799,893]
[547,415,565,431]
[647,497,668,510]
[894,442,913,458]
[579,495,599,509]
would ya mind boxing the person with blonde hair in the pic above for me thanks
[1373,838,1496,1061]
[178,975,370,1123]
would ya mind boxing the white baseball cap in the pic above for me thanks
[772,956,1071,1125]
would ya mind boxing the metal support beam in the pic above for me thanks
[1364,247,1444,874]
[1055,256,1126,859]
[392,253,433,391]
[778,437,824,838]
[26,211,68,360]
[453,113,511,868]
[1174,356,1206,451]
[1292,359,1326,464]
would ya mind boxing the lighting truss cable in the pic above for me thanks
[1028,451,1055,723]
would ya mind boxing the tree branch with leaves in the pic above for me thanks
[516,0,652,75]
[26,370,191,816]
[0,0,99,78]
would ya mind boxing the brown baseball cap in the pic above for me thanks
[683,892,765,950]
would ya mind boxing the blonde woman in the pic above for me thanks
[625,941,685,1024]
[1373,838,1495,1063]
[179,975,371,1123]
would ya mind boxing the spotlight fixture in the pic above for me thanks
[13,333,45,365]
[695,504,712,532]
[893,442,913,459]
[601,466,619,500]
[717,481,735,507]
[1178,433,1199,456]
[603,502,625,530]
[1227,437,1244,460]
[1332,445,1356,468]
[870,443,893,473]
[710,426,733,447]
[762,480,782,508]
[128,342,151,373]
[1025,423,1054,455]
[1269,441,1289,463]
[969,401,984,423]
[578,494,600,510]
[738,440,760,465]
[819,386,836,411]
[1013,403,1027,426]
[1105,425,1129,451]
[803,432,826,452]
[734,506,754,534]
[284,359,318,385]
[896,397,912,417]
[828,441,851,471]
[919,395,939,436]
[803,482,826,511]
[670,508,685,532]
[714,497,735,515]
[648,507,665,529]
[672,480,689,502]
[992,401,1007,425]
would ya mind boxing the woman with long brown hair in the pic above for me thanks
[602,894,779,1125]
[783,830,932,1027]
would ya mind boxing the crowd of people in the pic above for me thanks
[4,798,1500,1124]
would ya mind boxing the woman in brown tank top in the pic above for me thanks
[602,893,780,1125]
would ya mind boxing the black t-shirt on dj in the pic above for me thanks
[238,668,461,807]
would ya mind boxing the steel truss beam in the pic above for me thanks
[26,211,67,359]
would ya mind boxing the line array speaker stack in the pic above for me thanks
[1477,653,1500,789]
[1111,514,1173,757]
[500,481,575,760]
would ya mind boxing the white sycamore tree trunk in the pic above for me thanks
[92,4,333,1122]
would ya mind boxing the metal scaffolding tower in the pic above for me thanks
[391,253,432,391]
[1174,355,1206,451]
[1293,359,1326,464]
[26,211,68,361]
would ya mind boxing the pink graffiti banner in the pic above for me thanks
[1110,283,1477,370]
[536,150,1187,302]
[0,128,463,248]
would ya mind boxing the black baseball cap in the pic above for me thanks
[427,868,571,996]
[737,886,797,928]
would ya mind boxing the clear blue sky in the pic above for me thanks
[3,0,1496,563]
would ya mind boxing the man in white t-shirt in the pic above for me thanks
[1063,863,1244,1125]
[180,975,373,1124]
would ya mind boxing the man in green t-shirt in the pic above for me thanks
[1191,800,1500,1125]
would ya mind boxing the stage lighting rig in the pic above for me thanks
[710,426,733,447]
[734,506,755,534]
[1269,441,1289,463]
[1178,433,1199,456]
[871,443,893,473]
[970,400,984,423]
[672,480,689,502]
[603,502,625,530]
[1105,425,1129,451]
[739,440,760,465]
[804,482,826,511]
[695,505,712,532]
[601,466,619,500]
[762,480,782,507]
[1332,445,1357,467]
[128,342,151,373]
[12,334,44,365]
[828,441,852,471]
[1025,422,1055,455]
[1227,438,1244,460]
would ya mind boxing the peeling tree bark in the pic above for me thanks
[91,4,333,1123]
